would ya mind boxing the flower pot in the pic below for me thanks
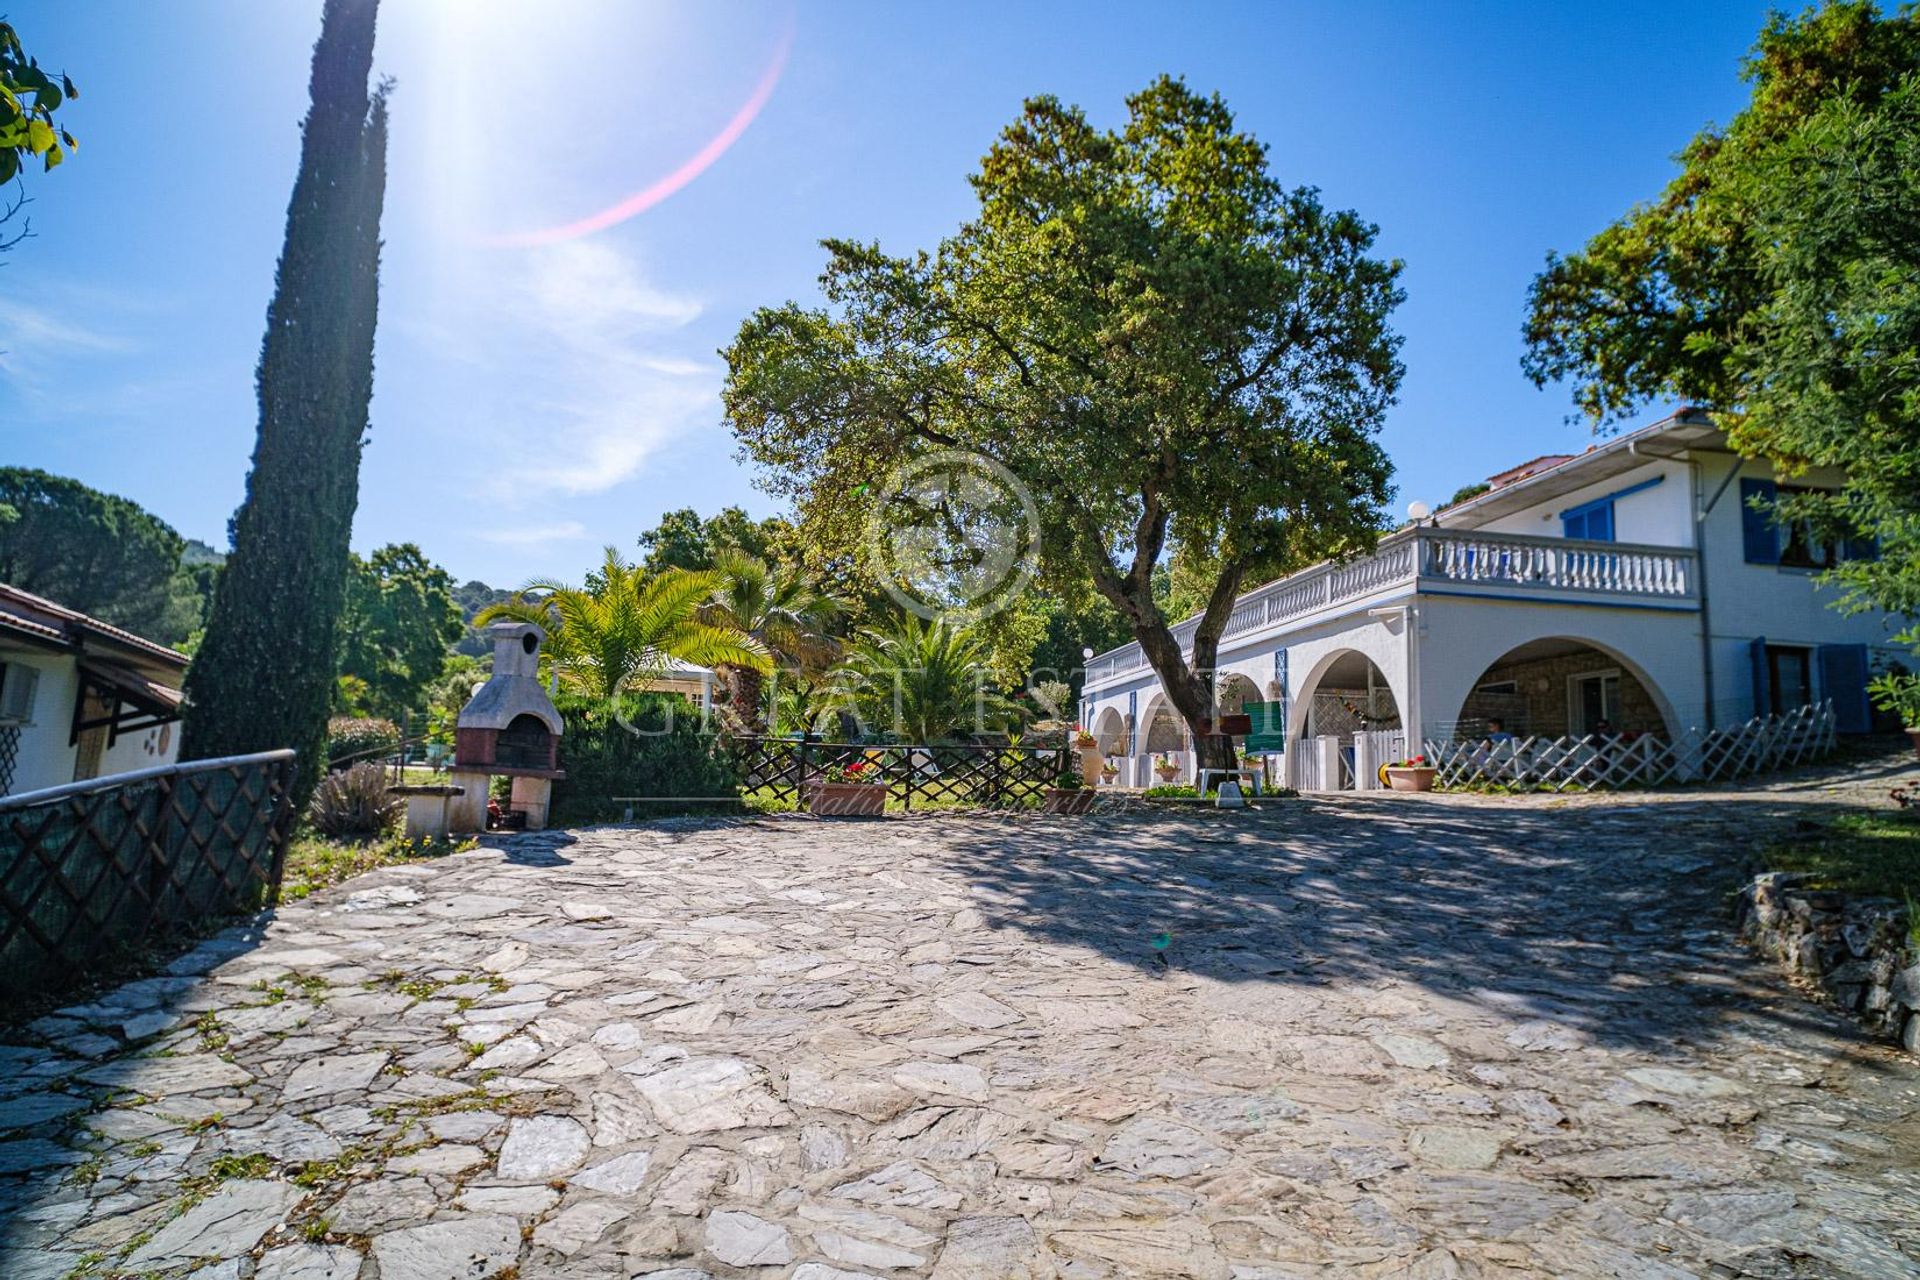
[1042,788,1094,815]
[1907,727,1920,758]
[1100,769,1119,787]
[809,782,887,817]
[1078,746,1104,785]
[1154,766,1180,784]
[1383,766,1437,793]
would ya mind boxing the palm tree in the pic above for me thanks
[829,614,1019,743]
[477,546,770,701]
[702,550,840,728]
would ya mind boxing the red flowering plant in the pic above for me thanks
[1388,753,1430,769]
[824,758,880,785]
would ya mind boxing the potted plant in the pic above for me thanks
[1153,752,1181,783]
[1100,760,1120,785]
[1073,727,1103,784]
[1042,767,1095,815]
[1382,753,1437,793]
[1868,672,1920,757]
[810,757,887,816]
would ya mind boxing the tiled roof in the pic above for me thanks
[0,583,190,672]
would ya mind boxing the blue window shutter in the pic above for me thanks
[1740,479,1779,564]
[1749,636,1771,718]
[1817,643,1872,733]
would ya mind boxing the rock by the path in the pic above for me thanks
[369,1215,521,1280]
[704,1209,791,1266]
[570,1148,653,1193]
[124,1180,302,1270]
[532,1201,631,1254]
[280,1051,388,1103]
[255,1243,364,1280]
[496,1114,590,1180]
[78,1053,250,1096]
[1096,1115,1229,1177]
[629,1056,791,1133]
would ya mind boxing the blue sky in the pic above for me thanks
[2,0,1776,588]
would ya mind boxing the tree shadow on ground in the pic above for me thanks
[930,789,1905,1063]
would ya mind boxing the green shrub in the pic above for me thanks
[550,694,743,824]
[309,762,402,837]
[326,716,401,765]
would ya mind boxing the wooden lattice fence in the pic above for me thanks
[1423,702,1836,792]
[720,737,1070,811]
[0,750,297,1005]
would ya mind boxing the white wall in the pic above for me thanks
[99,721,179,778]
[3,651,80,795]
[1695,453,1907,721]
[0,650,184,797]
[1413,594,1706,739]
[1477,459,1693,547]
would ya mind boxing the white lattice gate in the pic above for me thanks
[1424,702,1836,792]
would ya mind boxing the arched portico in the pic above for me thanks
[1091,706,1127,759]
[1286,646,1407,790]
[1436,635,1679,742]
[1414,598,1698,746]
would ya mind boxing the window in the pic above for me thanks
[1561,502,1614,542]
[1568,669,1621,735]
[1559,474,1662,543]
[1767,645,1812,713]
[1740,478,1877,567]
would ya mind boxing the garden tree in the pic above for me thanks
[1524,2,1920,424]
[0,467,202,644]
[0,19,78,254]
[1720,74,1920,632]
[700,550,841,728]
[182,0,388,804]
[829,614,1020,743]
[335,543,462,720]
[637,505,795,574]
[1522,0,1920,669]
[725,78,1403,771]
[476,546,770,701]
[450,578,514,656]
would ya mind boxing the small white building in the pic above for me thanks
[0,584,188,798]
[1081,411,1904,789]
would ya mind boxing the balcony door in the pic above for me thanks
[1569,669,1621,735]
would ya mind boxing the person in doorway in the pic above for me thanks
[1485,717,1516,744]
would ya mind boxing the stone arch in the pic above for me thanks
[1139,694,1186,753]
[1439,634,1680,742]
[1285,646,1407,749]
[1091,705,1127,756]
[1215,672,1262,718]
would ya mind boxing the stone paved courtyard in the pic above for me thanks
[3,763,1919,1279]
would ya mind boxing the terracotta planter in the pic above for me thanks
[1041,788,1095,815]
[1078,746,1104,785]
[1154,766,1180,783]
[1907,727,1920,758]
[1100,769,1119,787]
[1384,766,1437,793]
[809,782,887,816]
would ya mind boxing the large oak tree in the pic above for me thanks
[723,77,1403,769]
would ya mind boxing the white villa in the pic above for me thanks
[1081,410,1903,790]
[0,584,188,798]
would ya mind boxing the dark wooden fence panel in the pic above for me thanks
[721,737,1070,811]
[0,750,297,1005]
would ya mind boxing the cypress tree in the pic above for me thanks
[182,0,387,805]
